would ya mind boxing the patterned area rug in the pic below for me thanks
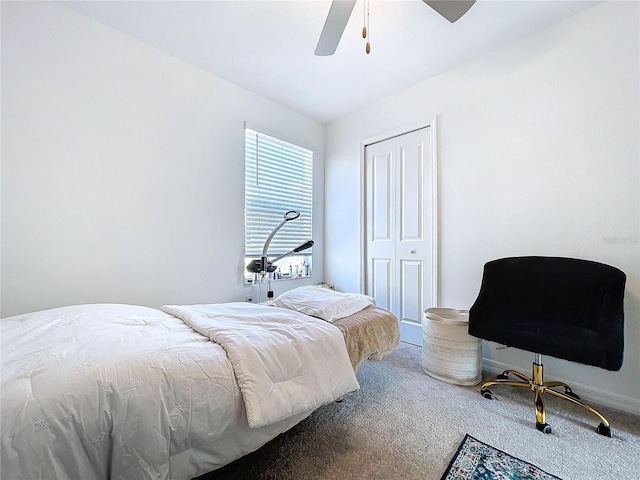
[441,434,562,480]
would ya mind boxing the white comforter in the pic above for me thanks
[0,303,359,480]
[161,303,359,429]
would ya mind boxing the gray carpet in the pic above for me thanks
[198,342,640,480]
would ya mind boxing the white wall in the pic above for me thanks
[1,1,325,317]
[325,1,640,412]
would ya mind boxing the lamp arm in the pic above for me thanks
[270,240,314,264]
[260,218,286,273]
[261,218,287,258]
[260,210,300,273]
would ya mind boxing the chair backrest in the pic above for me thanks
[469,256,626,370]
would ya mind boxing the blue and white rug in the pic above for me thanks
[440,434,562,480]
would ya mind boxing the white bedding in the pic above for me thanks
[161,303,359,429]
[271,285,375,322]
[0,303,359,480]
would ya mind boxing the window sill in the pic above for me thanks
[244,274,312,285]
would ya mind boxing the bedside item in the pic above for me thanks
[469,256,626,436]
[422,308,482,386]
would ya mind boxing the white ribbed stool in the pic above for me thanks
[422,308,482,386]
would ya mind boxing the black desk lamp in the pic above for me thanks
[246,210,314,299]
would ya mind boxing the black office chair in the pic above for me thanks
[469,256,625,437]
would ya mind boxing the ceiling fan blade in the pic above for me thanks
[315,0,357,56]
[423,0,476,23]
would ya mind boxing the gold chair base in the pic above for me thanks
[480,360,613,437]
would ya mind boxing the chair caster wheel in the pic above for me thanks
[497,372,509,380]
[481,388,493,399]
[597,423,613,438]
[536,422,552,434]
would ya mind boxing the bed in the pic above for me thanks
[0,287,399,480]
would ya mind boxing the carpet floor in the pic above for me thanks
[198,342,640,480]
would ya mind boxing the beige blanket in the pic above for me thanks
[333,306,400,371]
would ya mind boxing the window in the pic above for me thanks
[244,127,313,282]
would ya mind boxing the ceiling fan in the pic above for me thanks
[315,0,476,56]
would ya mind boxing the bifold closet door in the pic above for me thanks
[365,127,433,345]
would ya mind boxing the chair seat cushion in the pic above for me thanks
[469,317,605,368]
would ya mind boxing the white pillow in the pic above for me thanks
[272,285,375,322]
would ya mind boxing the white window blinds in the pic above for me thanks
[245,128,313,257]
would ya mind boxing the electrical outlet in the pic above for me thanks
[245,295,254,303]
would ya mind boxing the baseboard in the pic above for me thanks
[482,358,640,416]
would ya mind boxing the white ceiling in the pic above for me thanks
[60,0,601,124]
